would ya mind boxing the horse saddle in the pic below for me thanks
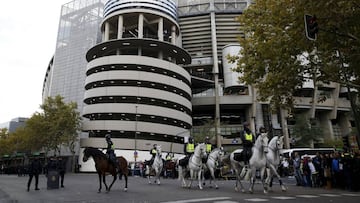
[233,152,243,162]
[179,157,189,167]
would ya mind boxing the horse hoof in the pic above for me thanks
[124,188,128,192]
[234,187,239,192]
[241,189,245,193]
[215,186,219,189]
[281,186,287,192]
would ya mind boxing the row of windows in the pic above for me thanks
[83,112,191,129]
[88,130,184,144]
[85,79,191,101]
[86,63,190,86]
[83,95,191,116]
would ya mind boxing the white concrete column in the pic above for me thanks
[171,25,176,45]
[117,15,123,39]
[104,21,110,41]
[158,17,164,41]
[138,13,144,39]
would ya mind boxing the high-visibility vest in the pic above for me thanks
[166,155,172,160]
[186,143,195,153]
[151,149,157,154]
[206,144,212,153]
[245,133,253,141]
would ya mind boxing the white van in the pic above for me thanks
[280,148,335,159]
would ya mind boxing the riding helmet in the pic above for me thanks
[259,126,266,133]
[105,134,111,139]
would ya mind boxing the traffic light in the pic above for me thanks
[304,14,319,40]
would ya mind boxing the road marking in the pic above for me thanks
[342,193,360,197]
[244,198,268,202]
[319,194,341,197]
[272,196,296,200]
[296,195,319,198]
[160,197,231,203]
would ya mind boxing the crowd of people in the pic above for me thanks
[288,150,360,191]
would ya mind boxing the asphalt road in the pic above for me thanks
[0,173,359,203]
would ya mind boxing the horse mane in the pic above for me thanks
[268,136,279,148]
[85,147,107,159]
[254,133,268,148]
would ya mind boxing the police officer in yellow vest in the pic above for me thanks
[148,144,158,166]
[202,136,213,163]
[179,136,195,166]
[239,122,255,166]
[184,137,195,156]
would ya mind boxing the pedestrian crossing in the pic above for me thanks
[163,193,360,203]
[238,193,359,202]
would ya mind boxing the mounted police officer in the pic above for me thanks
[203,136,212,163]
[148,144,158,166]
[179,136,195,166]
[105,134,119,172]
[239,122,255,167]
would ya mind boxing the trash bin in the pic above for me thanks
[47,170,59,189]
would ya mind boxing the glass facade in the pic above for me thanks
[46,0,106,124]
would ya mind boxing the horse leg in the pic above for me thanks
[147,166,152,184]
[248,168,256,194]
[156,169,161,185]
[197,170,203,190]
[123,173,128,192]
[107,174,117,193]
[98,173,102,193]
[260,167,268,194]
[102,174,109,191]
[269,164,286,191]
[187,170,194,189]
[210,168,218,189]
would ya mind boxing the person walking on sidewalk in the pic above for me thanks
[27,156,42,191]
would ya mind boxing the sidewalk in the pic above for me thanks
[0,173,115,203]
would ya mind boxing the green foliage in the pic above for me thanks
[318,137,344,149]
[232,0,360,109]
[291,114,323,147]
[0,95,82,158]
[192,119,216,143]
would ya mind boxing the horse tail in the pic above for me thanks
[177,160,183,181]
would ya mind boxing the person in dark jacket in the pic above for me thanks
[57,157,66,188]
[27,156,42,191]
[239,122,255,166]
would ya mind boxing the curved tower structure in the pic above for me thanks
[80,0,191,170]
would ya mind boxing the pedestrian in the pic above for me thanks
[57,157,66,188]
[239,122,255,167]
[27,156,42,191]
[293,152,304,186]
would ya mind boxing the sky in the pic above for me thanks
[0,0,70,124]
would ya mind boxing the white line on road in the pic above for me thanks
[160,197,231,203]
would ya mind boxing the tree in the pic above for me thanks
[230,0,360,144]
[26,95,82,158]
[290,114,323,147]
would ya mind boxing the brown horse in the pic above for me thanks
[82,147,128,193]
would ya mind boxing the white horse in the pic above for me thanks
[229,133,269,193]
[146,145,163,185]
[178,143,207,189]
[248,133,269,193]
[265,136,287,192]
[202,147,225,189]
